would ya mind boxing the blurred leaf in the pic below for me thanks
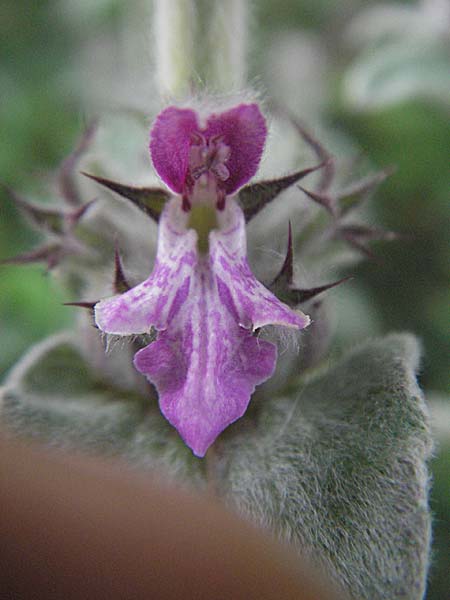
[429,442,450,600]
[337,101,450,394]
[217,334,432,600]
[0,267,72,379]
[343,40,450,111]
[3,187,65,234]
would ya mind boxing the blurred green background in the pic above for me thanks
[0,1,448,597]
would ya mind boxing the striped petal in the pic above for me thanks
[95,198,309,456]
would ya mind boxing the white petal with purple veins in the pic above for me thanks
[96,198,309,456]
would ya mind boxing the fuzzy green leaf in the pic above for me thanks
[215,334,432,600]
[0,333,432,598]
[0,333,203,484]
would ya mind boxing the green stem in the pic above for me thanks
[194,0,248,92]
[154,0,248,97]
[154,0,196,98]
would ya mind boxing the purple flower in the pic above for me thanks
[95,103,310,457]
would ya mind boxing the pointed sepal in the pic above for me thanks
[63,300,97,323]
[337,166,396,216]
[337,224,400,260]
[1,243,63,270]
[338,224,399,242]
[4,186,65,235]
[270,221,294,287]
[298,185,336,216]
[291,119,335,192]
[113,245,131,294]
[67,199,97,228]
[289,276,352,304]
[83,173,170,222]
[59,121,98,206]
[238,163,325,222]
[64,301,97,310]
[269,224,351,305]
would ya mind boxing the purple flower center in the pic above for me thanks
[189,133,231,182]
[183,133,231,211]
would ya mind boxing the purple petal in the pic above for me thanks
[205,104,267,194]
[211,203,310,331]
[149,107,199,193]
[134,307,276,457]
[95,203,197,334]
[96,198,309,456]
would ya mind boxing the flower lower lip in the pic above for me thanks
[95,196,309,456]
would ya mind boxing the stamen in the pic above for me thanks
[182,194,191,211]
[213,163,230,181]
[216,188,226,211]
[187,135,230,184]
[191,165,208,180]
[184,132,231,213]
[190,131,206,145]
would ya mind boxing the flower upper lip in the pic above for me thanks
[149,103,267,204]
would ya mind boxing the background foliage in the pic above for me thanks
[1,1,448,597]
